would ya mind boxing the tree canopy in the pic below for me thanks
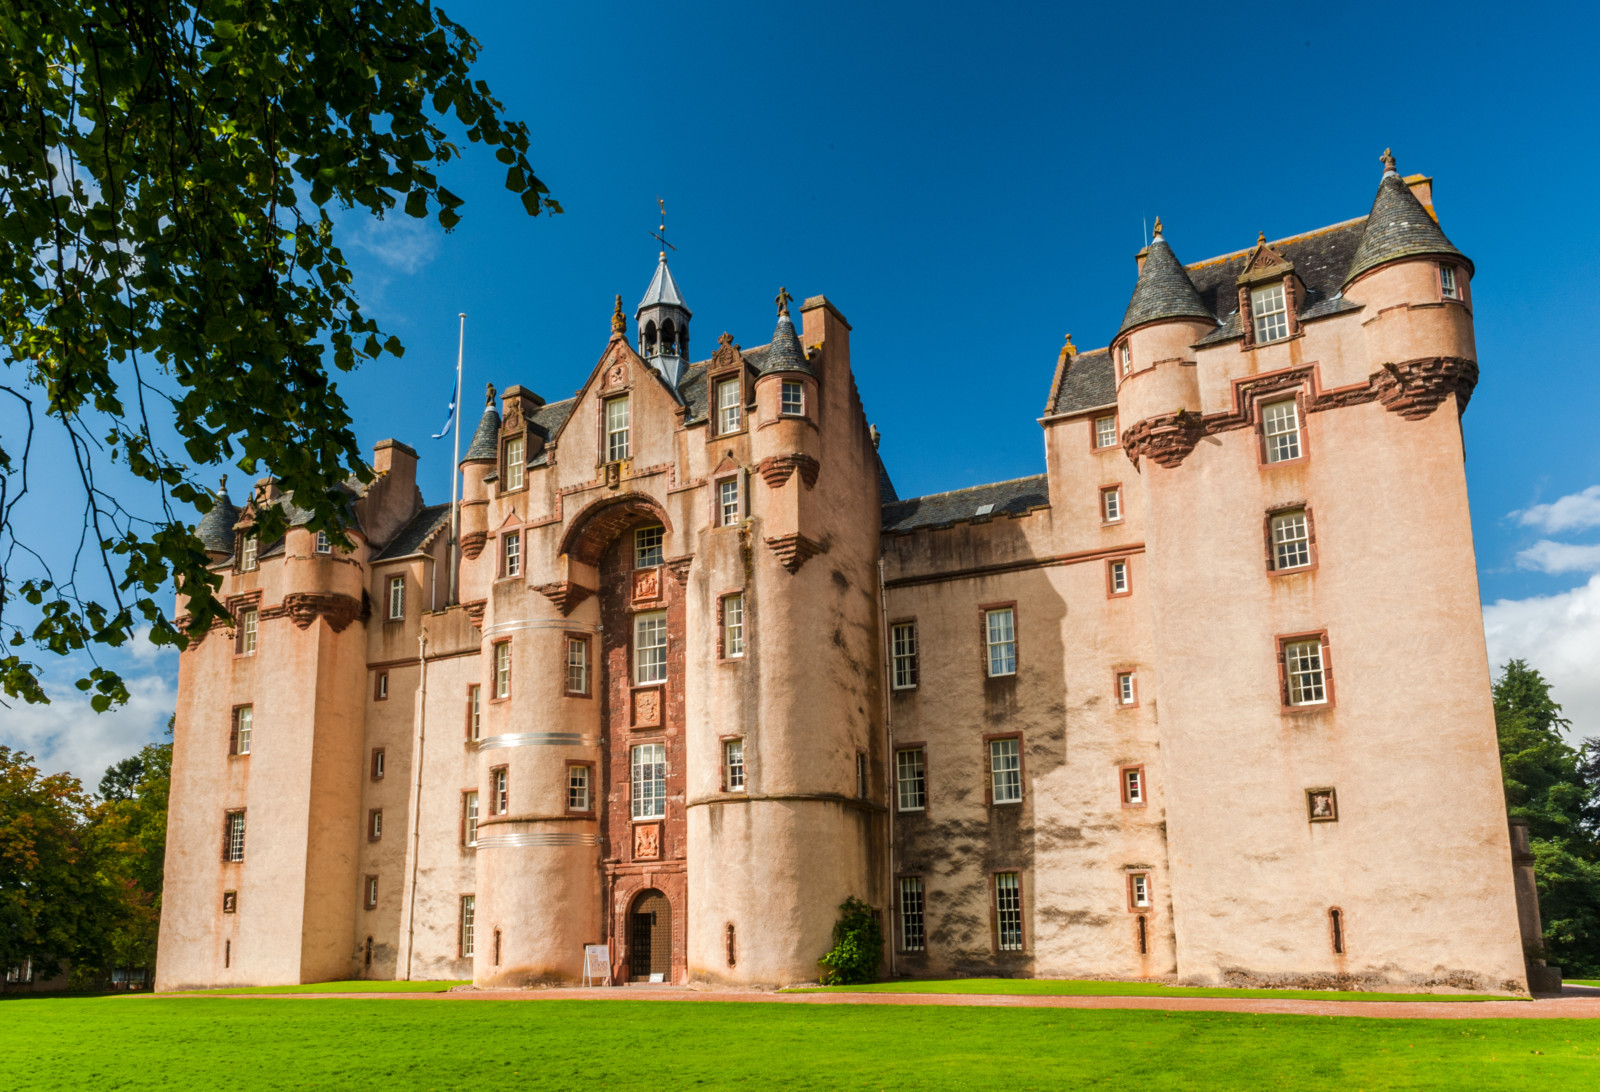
[0,0,559,710]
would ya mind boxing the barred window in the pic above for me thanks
[460,895,476,957]
[899,876,925,952]
[463,791,479,846]
[492,768,508,815]
[1101,486,1122,522]
[231,705,252,756]
[315,531,331,554]
[502,531,521,577]
[1117,671,1136,705]
[494,641,511,699]
[1130,872,1151,908]
[1262,400,1301,463]
[631,743,666,820]
[605,395,630,462]
[1271,510,1311,570]
[717,377,742,434]
[1094,414,1118,449]
[236,606,258,655]
[634,525,664,569]
[994,872,1023,951]
[240,533,258,571]
[1440,264,1460,300]
[724,739,745,792]
[567,765,591,811]
[224,811,246,862]
[1251,282,1289,343]
[781,379,804,416]
[989,738,1022,804]
[388,575,405,620]
[1109,559,1129,594]
[896,748,926,812]
[468,685,482,739]
[891,622,918,689]
[1285,638,1327,705]
[1122,766,1144,805]
[718,478,741,527]
[985,608,1016,677]
[504,435,525,490]
[634,611,667,684]
[723,594,744,658]
[566,637,589,696]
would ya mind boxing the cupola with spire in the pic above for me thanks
[1117,217,1216,338]
[636,201,692,388]
[1343,149,1471,287]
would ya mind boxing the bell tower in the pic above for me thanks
[636,200,692,388]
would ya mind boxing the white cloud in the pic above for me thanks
[1512,485,1600,534]
[1514,540,1600,575]
[125,624,178,666]
[0,660,175,787]
[343,215,441,276]
[1484,574,1600,742]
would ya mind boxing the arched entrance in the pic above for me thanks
[629,889,672,982]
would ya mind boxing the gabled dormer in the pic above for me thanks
[1236,232,1306,349]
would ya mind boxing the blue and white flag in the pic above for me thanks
[431,384,457,439]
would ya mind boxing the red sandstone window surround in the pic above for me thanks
[1257,394,1308,466]
[491,767,508,816]
[981,603,1018,678]
[992,871,1024,952]
[564,634,592,697]
[370,748,386,781]
[492,640,512,700]
[501,530,521,578]
[1114,669,1139,709]
[233,604,258,656]
[1277,631,1334,710]
[717,592,745,660]
[367,809,383,841]
[603,394,631,463]
[722,737,746,793]
[780,378,806,418]
[238,531,259,572]
[712,373,746,437]
[634,525,664,569]
[501,433,526,492]
[229,705,253,756]
[566,763,594,813]
[460,895,476,958]
[890,620,919,690]
[896,746,927,812]
[1120,765,1146,808]
[466,684,483,738]
[462,790,479,846]
[1092,413,1119,451]
[633,611,668,685]
[1126,870,1153,911]
[715,475,742,528]
[1107,557,1132,597]
[1265,504,1318,573]
[1100,485,1123,524]
[984,733,1024,806]
[387,574,405,620]
[364,875,378,910]
[374,671,389,701]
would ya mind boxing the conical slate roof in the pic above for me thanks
[1343,155,1468,286]
[1117,228,1215,337]
[758,311,811,376]
[462,403,502,462]
[195,480,240,554]
[636,255,690,316]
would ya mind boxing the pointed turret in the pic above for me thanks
[461,383,502,464]
[758,286,812,376]
[1343,149,1469,287]
[1117,218,1215,337]
[195,476,240,559]
[636,255,692,388]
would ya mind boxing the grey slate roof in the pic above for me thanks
[527,397,575,465]
[758,312,812,376]
[882,474,1049,534]
[877,452,899,504]
[462,406,501,461]
[375,503,451,560]
[1343,170,1468,286]
[1188,219,1368,347]
[195,486,240,553]
[676,346,771,426]
[636,257,690,316]
[1049,348,1117,416]
[1117,237,1216,337]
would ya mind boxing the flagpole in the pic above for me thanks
[449,313,465,605]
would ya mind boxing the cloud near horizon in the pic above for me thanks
[1511,485,1600,535]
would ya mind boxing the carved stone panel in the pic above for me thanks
[633,823,661,860]
[632,567,661,604]
[632,687,663,729]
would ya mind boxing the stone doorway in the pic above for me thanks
[629,889,672,982]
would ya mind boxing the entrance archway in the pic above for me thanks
[629,889,672,982]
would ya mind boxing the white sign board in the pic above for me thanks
[582,944,610,987]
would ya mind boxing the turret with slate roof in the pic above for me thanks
[461,383,502,464]
[1344,149,1470,287]
[757,286,812,377]
[1117,218,1217,337]
[194,476,240,561]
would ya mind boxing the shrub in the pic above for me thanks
[818,896,883,985]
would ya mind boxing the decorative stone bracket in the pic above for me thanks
[460,531,488,560]
[757,453,821,490]
[764,532,826,574]
[536,581,595,616]
[665,555,694,585]
[280,592,365,632]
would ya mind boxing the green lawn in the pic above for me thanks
[4,996,1597,1090]
[789,977,1521,1003]
[168,979,468,995]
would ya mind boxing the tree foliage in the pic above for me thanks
[0,0,559,709]
[818,895,884,985]
[1494,659,1600,977]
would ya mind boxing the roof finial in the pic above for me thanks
[485,382,496,407]
[1257,230,1266,247]
[1380,147,1397,177]
[611,294,626,335]
[1151,216,1163,240]
[1058,333,1077,363]
[650,197,675,261]
[775,285,793,317]
[219,474,228,496]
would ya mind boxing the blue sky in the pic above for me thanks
[8,0,1600,778]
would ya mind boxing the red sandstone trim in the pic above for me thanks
[1112,667,1140,710]
[1105,556,1133,598]
[978,601,1019,680]
[1276,629,1336,712]
[1099,484,1124,525]
[883,543,1146,590]
[567,762,597,817]
[1119,764,1147,808]
[1088,411,1120,453]
[1126,870,1154,913]
[981,731,1024,807]
[1264,502,1320,575]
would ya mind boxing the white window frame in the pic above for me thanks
[1251,282,1289,344]
[634,525,664,569]
[366,876,379,908]
[1285,637,1327,706]
[493,641,511,699]
[989,737,1022,804]
[388,575,405,620]
[1101,486,1122,523]
[1130,872,1151,909]
[237,606,258,655]
[717,477,741,527]
[233,705,253,755]
[781,379,805,417]
[503,434,526,491]
[899,876,925,952]
[631,743,666,820]
[369,809,383,839]
[896,748,926,812]
[1110,559,1129,594]
[605,395,630,462]
[891,622,918,690]
[567,765,591,811]
[493,768,508,815]
[994,872,1023,951]
[502,531,521,577]
[468,685,481,740]
[1440,263,1460,300]
[716,376,742,434]
[1271,510,1311,571]
[225,811,246,862]
[240,533,258,571]
[633,611,667,684]
[985,608,1016,677]
[565,637,589,696]
[1119,342,1132,377]
[723,739,746,792]
[1117,671,1136,705]
[723,594,744,658]
[315,530,331,554]
[1094,414,1117,449]
[1262,399,1301,463]
[464,791,479,846]
[1123,767,1144,805]
[460,895,476,957]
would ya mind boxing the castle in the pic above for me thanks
[156,153,1545,993]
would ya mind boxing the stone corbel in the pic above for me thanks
[1372,356,1478,420]
[460,531,488,560]
[1121,409,1208,469]
[280,592,364,632]
[757,453,821,490]
[463,599,487,630]
[535,581,595,616]
[664,555,694,585]
[764,533,826,574]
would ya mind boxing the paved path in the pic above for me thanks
[190,984,1600,1020]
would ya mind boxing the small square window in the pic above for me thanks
[891,622,919,689]
[1094,415,1118,449]
[1109,559,1129,595]
[1271,510,1312,570]
[985,608,1016,677]
[315,531,331,554]
[565,638,590,696]
[230,705,253,756]
[634,525,664,569]
[502,531,521,577]
[1121,766,1145,806]
[1117,671,1137,706]
[1440,264,1460,300]
[235,606,258,655]
[568,765,591,812]
[989,737,1022,804]
[371,748,386,780]
[896,748,926,812]
[504,435,526,491]
[994,872,1023,951]
[724,739,746,792]
[722,594,744,658]
[1262,400,1301,463]
[1129,872,1151,909]
[1284,637,1327,706]
[388,575,405,620]
[634,611,667,684]
[1251,282,1289,344]
[718,478,741,527]
[899,876,925,952]
[717,377,742,434]
[605,395,631,462]
[493,641,512,699]
[781,379,805,417]
[1101,487,1122,523]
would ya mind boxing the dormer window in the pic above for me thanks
[503,435,525,491]
[1440,264,1460,300]
[1118,343,1132,377]
[604,395,630,462]
[1250,283,1289,344]
[716,377,742,434]
[240,534,258,572]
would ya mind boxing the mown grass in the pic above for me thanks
[788,977,1520,1003]
[167,979,467,995]
[4,996,1598,1091]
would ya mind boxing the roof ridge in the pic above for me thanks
[1184,215,1369,272]
[889,473,1049,505]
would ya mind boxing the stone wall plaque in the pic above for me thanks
[633,823,661,860]
[631,687,662,729]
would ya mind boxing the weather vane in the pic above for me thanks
[650,197,675,258]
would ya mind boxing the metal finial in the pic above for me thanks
[775,286,793,316]
[611,294,626,335]
[485,382,496,407]
[1380,147,1397,175]
[650,197,675,259]
[219,474,228,496]
[1151,216,1163,239]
